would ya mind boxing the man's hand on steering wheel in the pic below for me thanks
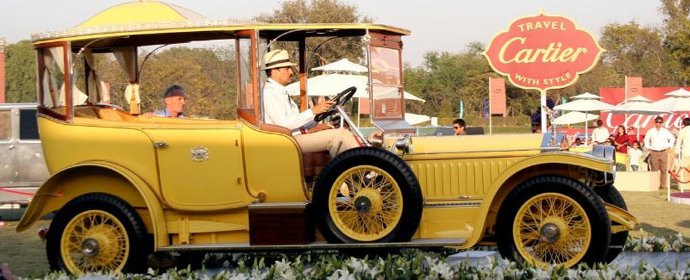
[313,86,357,122]
[311,100,335,115]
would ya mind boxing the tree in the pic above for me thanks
[5,40,36,102]
[255,0,371,68]
[599,22,675,86]
[661,0,690,85]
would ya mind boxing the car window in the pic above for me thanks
[0,110,9,140]
[19,109,39,140]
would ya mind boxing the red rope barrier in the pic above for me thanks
[0,187,36,197]
[669,166,690,184]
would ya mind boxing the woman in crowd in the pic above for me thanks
[613,125,629,153]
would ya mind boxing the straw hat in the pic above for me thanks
[263,49,297,70]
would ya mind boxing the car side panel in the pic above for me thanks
[240,124,306,202]
[144,127,253,210]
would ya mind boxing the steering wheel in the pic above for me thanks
[314,86,357,122]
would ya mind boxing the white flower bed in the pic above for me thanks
[31,232,690,279]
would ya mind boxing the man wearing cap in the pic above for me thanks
[154,84,187,118]
[262,49,359,158]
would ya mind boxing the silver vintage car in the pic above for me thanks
[0,103,49,205]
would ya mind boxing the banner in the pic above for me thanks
[625,76,643,98]
[489,77,506,116]
[600,87,690,132]
[359,97,370,115]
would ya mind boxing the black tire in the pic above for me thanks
[594,185,629,263]
[313,147,423,243]
[496,176,611,267]
[47,193,149,274]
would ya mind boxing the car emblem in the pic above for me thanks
[190,146,209,162]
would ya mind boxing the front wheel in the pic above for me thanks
[496,176,611,268]
[312,147,423,243]
[47,193,149,275]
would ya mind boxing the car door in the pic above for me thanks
[15,108,50,185]
[0,108,14,185]
[144,124,250,210]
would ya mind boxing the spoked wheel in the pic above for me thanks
[497,176,611,268]
[313,147,422,243]
[594,185,629,263]
[47,193,148,275]
[329,165,403,241]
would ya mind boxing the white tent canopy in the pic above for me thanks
[553,111,599,125]
[553,98,615,111]
[286,74,426,102]
[649,88,690,112]
[312,58,367,73]
[610,95,669,114]
[285,74,369,97]
[375,89,425,102]
[553,92,615,142]
[570,92,602,100]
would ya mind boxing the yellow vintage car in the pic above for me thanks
[17,1,636,275]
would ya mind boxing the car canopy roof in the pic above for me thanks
[32,0,410,48]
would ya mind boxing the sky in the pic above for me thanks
[0,0,664,67]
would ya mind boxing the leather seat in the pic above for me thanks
[259,123,331,177]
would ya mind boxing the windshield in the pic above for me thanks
[370,46,403,119]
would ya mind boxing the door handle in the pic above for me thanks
[8,145,15,150]
[154,142,169,149]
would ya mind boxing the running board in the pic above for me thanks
[159,238,466,252]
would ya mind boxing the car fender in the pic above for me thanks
[463,153,615,248]
[16,160,169,249]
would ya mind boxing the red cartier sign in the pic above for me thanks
[483,13,604,92]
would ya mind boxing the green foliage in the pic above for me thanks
[661,0,690,85]
[4,40,36,102]
[95,45,238,120]
[255,0,370,70]
[599,22,676,86]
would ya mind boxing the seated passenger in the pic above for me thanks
[153,84,186,118]
[262,49,359,157]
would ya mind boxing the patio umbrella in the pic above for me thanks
[553,111,599,125]
[570,92,603,100]
[609,95,670,140]
[374,88,426,103]
[553,93,615,142]
[312,58,367,73]
[285,73,369,97]
[649,87,690,112]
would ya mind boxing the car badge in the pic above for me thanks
[190,146,209,162]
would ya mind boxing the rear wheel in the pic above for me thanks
[313,147,422,243]
[496,176,611,268]
[47,193,149,275]
[594,185,629,263]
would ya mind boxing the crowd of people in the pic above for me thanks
[569,116,690,190]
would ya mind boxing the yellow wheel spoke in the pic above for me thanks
[329,165,404,241]
[61,210,130,275]
[513,192,592,268]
